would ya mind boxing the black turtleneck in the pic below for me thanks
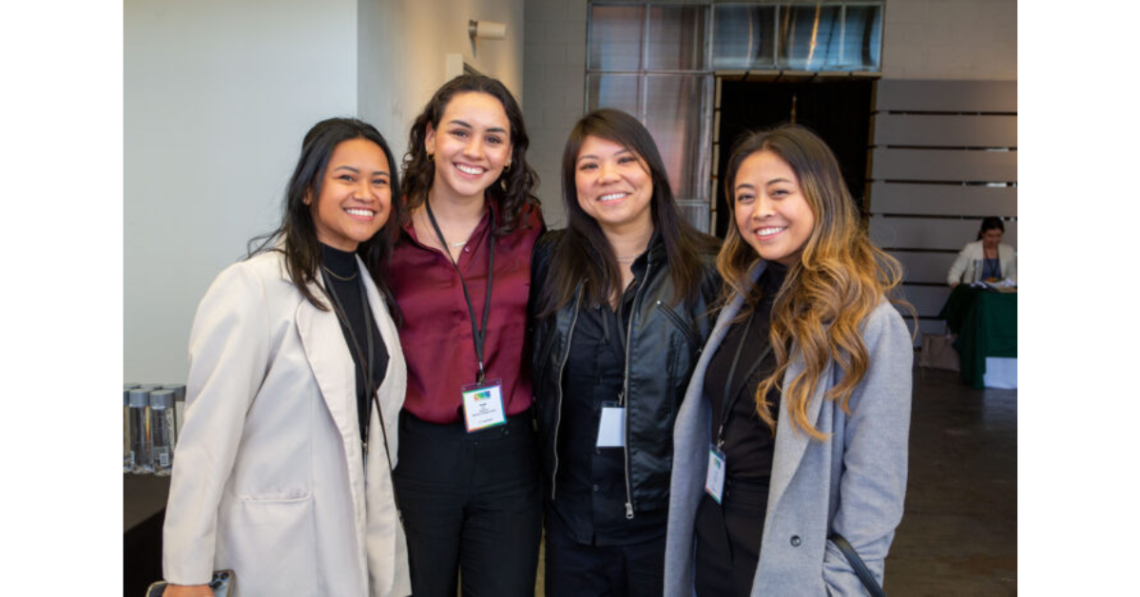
[319,244,390,446]
[701,261,788,484]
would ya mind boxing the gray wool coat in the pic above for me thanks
[664,262,913,596]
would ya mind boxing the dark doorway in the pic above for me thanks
[714,78,874,238]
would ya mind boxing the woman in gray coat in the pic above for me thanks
[663,125,913,596]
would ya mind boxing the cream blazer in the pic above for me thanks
[162,249,411,597]
[947,240,1017,285]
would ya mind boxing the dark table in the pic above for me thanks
[938,285,1018,389]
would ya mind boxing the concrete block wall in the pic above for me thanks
[522,0,589,227]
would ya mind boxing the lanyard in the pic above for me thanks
[716,309,773,450]
[322,270,395,473]
[425,199,495,383]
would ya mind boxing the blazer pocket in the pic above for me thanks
[219,494,318,596]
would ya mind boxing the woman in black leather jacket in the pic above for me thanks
[529,108,720,597]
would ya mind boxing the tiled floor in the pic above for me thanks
[535,366,1018,596]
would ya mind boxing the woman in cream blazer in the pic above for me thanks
[162,118,410,597]
[947,217,1017,286]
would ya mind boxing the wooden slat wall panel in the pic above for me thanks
[889,251,959,284]
[870,216,1018,250]
[872,148,1017,182]
[871,183,1017,217]
[872,114,1017,147]
[896,285,952,317]
[875,80,1017,113]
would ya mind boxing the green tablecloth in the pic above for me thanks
[938,285,1018,389]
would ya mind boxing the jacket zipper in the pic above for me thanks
[550,286,584,501]
[657,300,700,349]
[621,260,653,519]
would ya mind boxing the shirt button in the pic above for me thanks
[593,484,600,492]
[464,246,472,253]
[790,535,802,547]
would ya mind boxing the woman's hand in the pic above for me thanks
[162,584,214,597]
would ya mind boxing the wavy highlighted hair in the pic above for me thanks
[718,124,913,440]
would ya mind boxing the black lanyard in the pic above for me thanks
[716,309,772,450]
[425,199,495,384]
[322,270,395,473]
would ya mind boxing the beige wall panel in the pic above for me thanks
[890,251,959,284]
[870,216,1018,250]
[870,183,1017,217]
[871,148,1017,182]
[873,114,1017,147]
[876,80,1017,112]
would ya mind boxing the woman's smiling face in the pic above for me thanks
[424,91,512,202]
[306,137,392,252]
[573,135,654,237]
[733,149,815,266]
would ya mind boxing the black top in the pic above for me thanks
[702,262,787,484]
[551,254,666,546]
[320,244,389,445]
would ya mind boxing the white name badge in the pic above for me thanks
[461,379,506,433]
[597,402,626,448]
[705,445,726,504]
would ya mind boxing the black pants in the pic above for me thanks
[543,512,665,597]
[393,410,542,597]
[694,482,769,597]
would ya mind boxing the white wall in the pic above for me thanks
[359,0,526,166]
[125,0,526,383]
[124,0,358,382]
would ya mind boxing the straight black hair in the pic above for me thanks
[249,117,403,314]
[539,108,718,315]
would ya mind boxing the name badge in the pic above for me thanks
[705,444,726,503]
[461,379,506,433]
[597,402,626,448]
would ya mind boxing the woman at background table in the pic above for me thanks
[947,216,1017,287]
[162,118,410,597]
[530,108,720,597]
[663,125,914,596]
[388,74,544,597]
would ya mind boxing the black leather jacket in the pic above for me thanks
[529,230,721,516]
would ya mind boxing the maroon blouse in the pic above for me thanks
[389,202,544,424]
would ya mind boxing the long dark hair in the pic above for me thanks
[248,117,403,312]
[539,108,718,315]
[977,216,1004,240]
[401,75,540,236]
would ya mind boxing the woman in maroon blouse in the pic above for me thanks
[388,75,544,597]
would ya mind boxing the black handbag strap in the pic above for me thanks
[828,533,887,597]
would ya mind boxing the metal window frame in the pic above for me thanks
[585,1,884,230]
